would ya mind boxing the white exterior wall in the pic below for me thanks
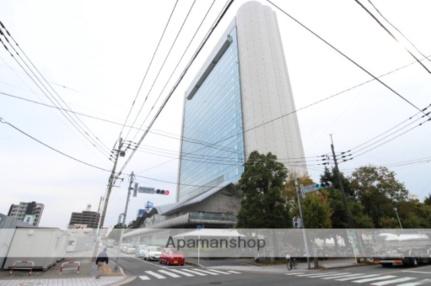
[236,1,307,176]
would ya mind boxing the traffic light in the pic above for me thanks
[155,189,170,195]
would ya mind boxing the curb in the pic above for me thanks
[319,262,371,270]
[185,260,203,268]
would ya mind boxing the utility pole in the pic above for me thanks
[122,172,135,226]
[330,134,353,227]
[294,178,311,269]
[99,137,125,229]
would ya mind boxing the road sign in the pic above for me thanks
[138,186,155,194]
[301,182,332,194]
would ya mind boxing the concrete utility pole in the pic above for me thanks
[330,134,353,227]
[99,137,125,229]
[122,172,135,225]
[294,178,311,269]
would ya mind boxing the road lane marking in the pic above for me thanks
[333,273,368,281]
[402,270,431,274]
[139,275,150,280]
[168,268,195,277]
[397,279,431,286]
[145,270,166,279]
[309,272,350,278]
[228,270,241,274]
[352,275,396,283]
[192,268,219,275]
[180,269,207,276]
[294,272,339,277]
[285,272,305,275]
[371,277,416,286]
[207,269,231,275]
[122,255,167,269]
[322,273,364,280]
[336,274,380,281]
[158,269,181,278]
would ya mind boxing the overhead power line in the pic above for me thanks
[118,0,180,139]
[349,103,431,153]
[366,0,431,63]
[0,90,241,155]
[3,47,430,170]
[126,0,198,142]
[0,115,224,189]
[353,0,431,73]
[116,0,236,178]
[351,116,430,158]
[265,0,427,116]
[0,20,111,159]
[129,0,217,142]
[140,1,431,174]
[385,155,431,168]
[325,103,431,164]
[0,116,110,172]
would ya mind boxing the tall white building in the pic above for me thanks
[7,201,44,226]
[177,1,307,203]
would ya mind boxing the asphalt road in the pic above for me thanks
[117,256,431,286]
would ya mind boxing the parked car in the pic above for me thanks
[120,243,136,254]
[159,248,185,266]
[120,243,131,253]
[143,246,162,261]
[125,245,136,254]
[135,244,148,257]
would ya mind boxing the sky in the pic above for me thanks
[0,0,430,228]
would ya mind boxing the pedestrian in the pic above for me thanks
[96,247,109,265]
[95,248,109,278]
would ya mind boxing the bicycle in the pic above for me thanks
[286,256,296,270]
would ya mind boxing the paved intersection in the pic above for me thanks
[118,256,431,286]
[284,265,431,286]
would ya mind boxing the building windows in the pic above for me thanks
[178,27,244,202]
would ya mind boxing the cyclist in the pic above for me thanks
[286,254,296,270]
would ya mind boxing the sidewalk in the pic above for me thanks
[0,276,129,286]
[209,258,363,274]
[0,258,130,286]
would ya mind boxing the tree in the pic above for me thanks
[237,151,291,228]
[397,198,431,228]
[302,192,332,228]
[320,168,353,228]
[350,166,408,228]
[424,194,431,206]
[321,167,373,228]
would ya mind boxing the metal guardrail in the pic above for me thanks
[59,260,81,274]
[9,260,35,276]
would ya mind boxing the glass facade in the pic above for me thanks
[178,27,245,202]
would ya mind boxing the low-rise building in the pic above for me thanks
[7,201,44,226]
[68,210,100,229]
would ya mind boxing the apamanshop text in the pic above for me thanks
[166,236,266,251]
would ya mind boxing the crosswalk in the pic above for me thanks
[286,271,431,285]
[138,268,241,281]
